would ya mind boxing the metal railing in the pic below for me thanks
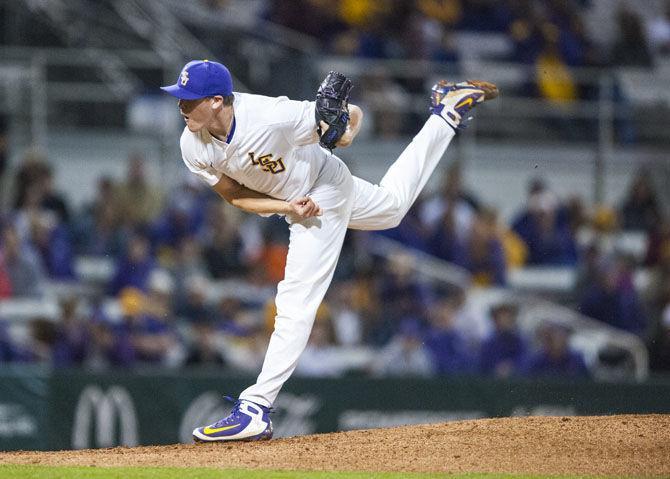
[369,237,649,382]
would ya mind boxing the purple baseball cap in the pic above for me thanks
[160,60,233,100]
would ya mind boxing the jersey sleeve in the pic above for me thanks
[180,131,222,187]
[274,97,319,147]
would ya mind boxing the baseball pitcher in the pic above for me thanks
[161,60,497,441]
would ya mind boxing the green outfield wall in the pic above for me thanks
[1,368,669,451]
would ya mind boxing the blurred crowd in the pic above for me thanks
[195,0,670,140]
[260,0,670,65]
[1,148,669,378]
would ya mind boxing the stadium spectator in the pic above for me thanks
[37,164,70,224]
[416,0,462,28]
[534,24,578,104]
[507,6,545,65]
[578,255,648,337]
[356,69,412,138]
[372,253,430,345]
[327,280,364,346]
[142,269,176,320]
[184,312,226,367]
[112,153,164,228]
[480,302,527,377]
[177,275,214,324]
[370,317,435,377]
[454,209,507,287]
[223,305,275,372]
[264,0,347,46]
[0,322,15,361]
[52,297,89,367]
[116,275,183,367]
[108,230,156,295]
[28,211,75,280]
[377,202,431,254]
[85,310,135,370]
[216,295,245,329]
[526,322,589,378]
[73,193,125,257]
[9,158,70,238]
[84,176,117,220]
[495,209,528,270]
[11,150,49,211]
[427,200,470,264]
[511,183,577,265]
[201,202,247,278]
[295,316,351,377]
[0,321,33,362]
[129,313,182,366]
[404,8,460,62]
[171,237,209,308]
[424,164,485,265]
[72,176,123,256]
[335,267,382,347]
[249,217,291,285]
[28,317,58,363]
[439,285,491,349]
[151,178,208,253]
[425,293,474,374]
[620,169,661,233]
[219,323,269,375]
[0,223,44,297]
[332,230,359,281]
[545,0,595,67]
[610,7,653,67]
[337,0,399,59]
[422,162,481,229]
[459,0,515,32]
[646,217,670,266]
[565,194,589,235]
[574,242,601,297]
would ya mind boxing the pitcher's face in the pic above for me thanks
[178,97,217,132]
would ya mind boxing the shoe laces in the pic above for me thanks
[212,396,243,428]
[212,396,274,428]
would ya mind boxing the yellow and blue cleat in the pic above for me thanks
[430,80,498,130]
[192,398,273,442]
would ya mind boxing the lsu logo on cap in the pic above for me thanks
[180,70,189,86]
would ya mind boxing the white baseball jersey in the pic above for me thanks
[180,92,328,202]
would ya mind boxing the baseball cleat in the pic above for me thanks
[192,398,273,442]
[430,80,498,130]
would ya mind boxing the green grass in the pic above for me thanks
[0,466,649,479]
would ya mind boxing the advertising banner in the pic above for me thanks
[2,369,670,450]
[0,368,49,451]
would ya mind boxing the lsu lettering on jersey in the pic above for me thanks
[180,92,327,202]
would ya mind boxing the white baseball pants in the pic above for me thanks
[239,115,456,407]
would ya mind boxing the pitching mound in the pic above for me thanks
[2,414,669,476]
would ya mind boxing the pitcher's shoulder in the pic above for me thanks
[236,92,307,126]
[179,127,210,158]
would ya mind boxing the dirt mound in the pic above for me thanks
[2,415,669,476]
